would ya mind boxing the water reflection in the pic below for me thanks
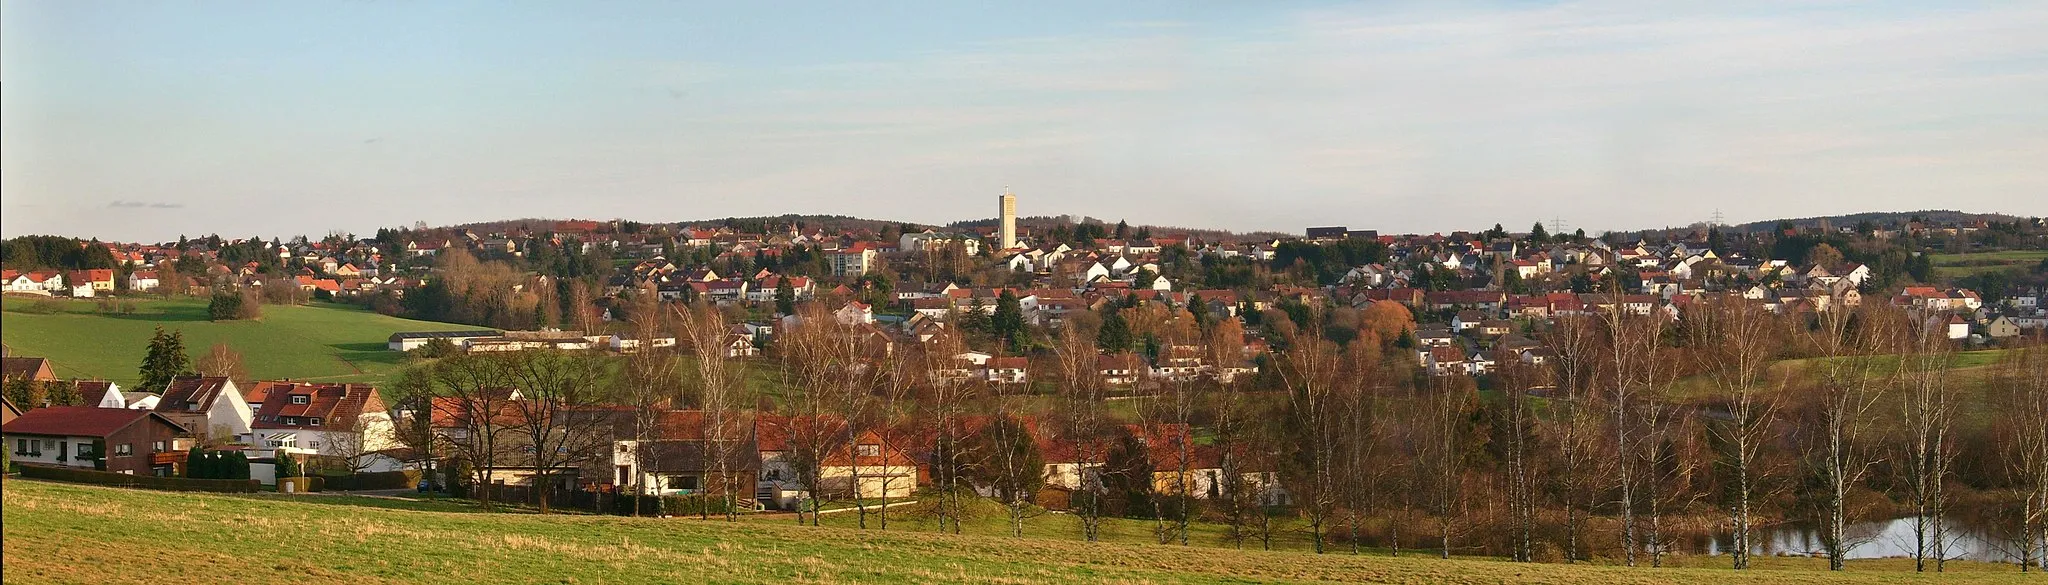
[1702,517,2030,563]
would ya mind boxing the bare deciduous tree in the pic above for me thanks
[1897,323,1959,572]
[194,342,249,385]
[428,352,522,511]
[1275,311,1344,554]
[502,349,614,514]
[1051,325,1113,542]
[1543,314,1605,562]
[617,294,678,516]
[676,302,749,521]
[1994,345,2048,572]
[1801,302,1904,570]
[1684,297,1785,570]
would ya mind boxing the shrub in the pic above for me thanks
[322,470,420,491]
[613,493,666,516]
[185,447,209,478]
[657,494,739,516]
[19,465,260,492]
[276,453,301,479]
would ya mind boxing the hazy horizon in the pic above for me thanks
[4,1,2044,242]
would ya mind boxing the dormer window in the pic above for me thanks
[309,418,322,426]
[284,417,299,425]
[291,395,309,405]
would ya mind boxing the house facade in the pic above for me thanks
[4,406,188,475]
[248,381,398,458]
[154,376,254,440]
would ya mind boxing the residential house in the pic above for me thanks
[1986,317,2021,339]
[752,415,917,508]
[1425,345,1468,377]
[4,406,188,475]
[248,382,398,458]
[127,271,160,292]
[835,301,875,325]
[1098,354,1145,386]
[745,276,814,304]
[3,270,63,293]
[1941,315,1970,340]
[66,269,115,292]
[985,357,1029,384]
[154,376,254,440]
[2,357,58,382]
[86,381,157,410]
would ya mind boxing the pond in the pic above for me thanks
[1701,516,2037,563]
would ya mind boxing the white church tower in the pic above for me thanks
[998,188,1018,250]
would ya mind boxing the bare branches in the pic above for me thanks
[1683,298,1787,570]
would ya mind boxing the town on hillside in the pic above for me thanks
[4,203,2048,568]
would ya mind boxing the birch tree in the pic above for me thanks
[1802,302,1904,570]
[676,302,749,520]
[1896,323,1958,572]
[1276,313,1344,554]
[1683,297,1785,569]
[1993,345,2048,572]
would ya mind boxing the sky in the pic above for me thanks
[3,1,2044,243]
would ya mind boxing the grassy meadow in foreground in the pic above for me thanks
[1,479,2033,585]
[0,297,477,387]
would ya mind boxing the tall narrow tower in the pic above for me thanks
[998,187,1017,250]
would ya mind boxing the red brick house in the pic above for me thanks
[3,406,189,475]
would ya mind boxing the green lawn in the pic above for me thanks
[2,479,2027,585]
[0,297,479,388]
[1928,250,2048,279]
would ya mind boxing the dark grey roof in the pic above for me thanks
[387,330,502,342]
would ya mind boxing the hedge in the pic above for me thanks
[20,464,261,493]
[321,470,421,491]
[609,493,740,516]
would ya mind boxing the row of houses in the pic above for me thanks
[426,395,1291,510]
[3,361,401,478]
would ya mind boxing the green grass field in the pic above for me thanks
[1928,250,2048,279]
[1,479,2029,585]
[0,297,479,388]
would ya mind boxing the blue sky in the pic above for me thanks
[3,1,2044,242]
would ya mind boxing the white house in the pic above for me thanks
[835,301,874,325]
[127,271,160,292]
[246,382,398,459]
[154,376,255,440]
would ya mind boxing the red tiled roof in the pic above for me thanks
[251,381,386,430]
[2,406,187,437]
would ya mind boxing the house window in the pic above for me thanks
[187,403,201,411]
[115,444,133,456]
[284,417,299,425]
[153,441,167,452]
[310,418,322,427]
[291,395,310,405]
[668,474,700,492]
[14,439,29,456]
[856,444,880,457]
[308,441,320,449]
